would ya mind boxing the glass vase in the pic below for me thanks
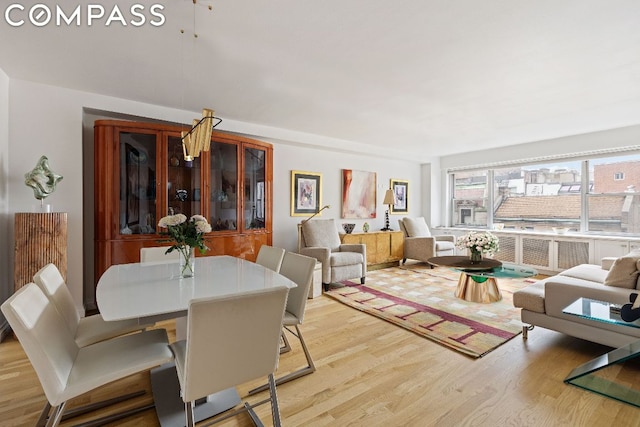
[178,246,195,278]
[470,250,482,264]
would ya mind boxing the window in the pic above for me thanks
[492,162,581,232]
[448,152,640,236]
[588,154,640,234]
[451,170,487,227]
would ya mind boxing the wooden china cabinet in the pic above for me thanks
[94,120,273,287]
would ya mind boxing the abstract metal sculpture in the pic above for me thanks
[25,155,63,200]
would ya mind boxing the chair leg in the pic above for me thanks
[61,390,147,421]
[280,331,292,354]
[186,401,195,427]
[248,325,316,395]
[360,277,365,284]
[268,373,282,427]
[36,402,51,427]
[45,403,66,427]
[36,390,147,427]
[244,401,265,427]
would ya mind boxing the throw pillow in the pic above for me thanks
[604,256,640,289]
[403,217,431,237]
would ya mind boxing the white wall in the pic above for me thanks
[5,78,423,314]
[271,144,423,252]
[440,125,640,170]
[0,68,8,332]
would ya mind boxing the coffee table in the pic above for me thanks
[428,255,537,303]
[563,298,640,407]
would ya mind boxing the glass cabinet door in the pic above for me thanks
[209,141,238,231]
[167,136,202,219]
[244,146,266,230]
[119,132,158,235]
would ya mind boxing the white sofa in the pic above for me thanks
[513,255,640,348]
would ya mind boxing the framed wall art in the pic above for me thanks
[291,170,322,216]
[342,169,377,218]
[390,179,408,214]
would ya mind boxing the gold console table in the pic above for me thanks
[340,230,403,270]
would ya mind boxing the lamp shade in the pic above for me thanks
[383,189,395,205]
[181,108,220,161]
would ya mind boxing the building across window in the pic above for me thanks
[448,152,640,235]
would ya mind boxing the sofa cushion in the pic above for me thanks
[403,217,430,237]
[604,256,640,289]
[559,264,608,284]
[513,280,545,313]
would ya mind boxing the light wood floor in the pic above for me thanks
[2,294,640,426]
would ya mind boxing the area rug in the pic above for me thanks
[325,264,534,358]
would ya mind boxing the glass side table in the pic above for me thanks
[563,298,640,407]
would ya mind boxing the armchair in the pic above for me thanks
[398,217,455,265]
[298,219,366,291]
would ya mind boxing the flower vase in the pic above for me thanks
[178,247,195,278]
[470,250,482,264]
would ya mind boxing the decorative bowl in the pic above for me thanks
[552,227,569,235]
[342,223,355,234]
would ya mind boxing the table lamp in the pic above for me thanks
[381,189,394,231]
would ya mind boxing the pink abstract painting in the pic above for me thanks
[342,169,377,218]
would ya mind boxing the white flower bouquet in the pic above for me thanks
[455,231,499,256]
[158,213,212,277]
[158,213,212,255]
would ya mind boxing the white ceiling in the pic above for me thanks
[2,0,640,162]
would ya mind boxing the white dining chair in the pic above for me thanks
[249,251,317,395]
[170,286,289,427]
[33,263,153,347]
[1,283,174,427]
[140,246,180,263]
[255,245,286,273]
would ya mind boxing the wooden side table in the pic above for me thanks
[14,212,68,292]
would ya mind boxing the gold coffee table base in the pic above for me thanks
[428,256,534,304]
[454,273,502,303]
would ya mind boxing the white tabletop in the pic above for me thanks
[97,255,297,321]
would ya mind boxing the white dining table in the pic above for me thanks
[96,255,297,427]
